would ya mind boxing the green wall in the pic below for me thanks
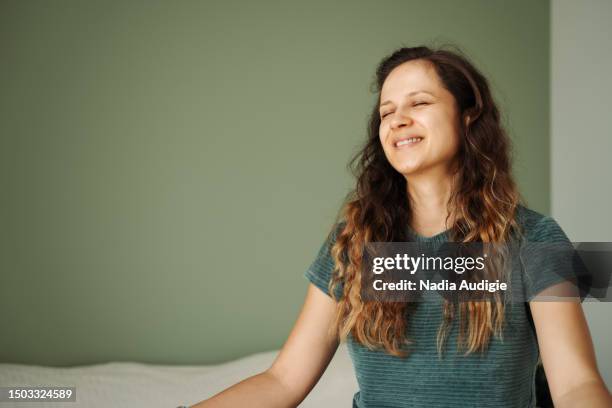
[0,0,550,366]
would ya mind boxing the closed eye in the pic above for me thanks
[380,102,430,118]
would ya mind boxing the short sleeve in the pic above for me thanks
[303,223,345,299]
[521,216,579,301]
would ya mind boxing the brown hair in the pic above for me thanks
[327,45,523,357]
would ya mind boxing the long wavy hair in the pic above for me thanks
[327,45,523,357]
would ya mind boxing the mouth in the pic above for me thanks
[394,136,424,148]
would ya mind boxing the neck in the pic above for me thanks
[405,170,456,237]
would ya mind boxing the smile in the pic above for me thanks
[395,137,423,147]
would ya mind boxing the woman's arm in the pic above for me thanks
[190,283,340,407]
[530,286,611,408]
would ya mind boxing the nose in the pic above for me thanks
[389,111,413,130]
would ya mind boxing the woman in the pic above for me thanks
[191,46,611,407]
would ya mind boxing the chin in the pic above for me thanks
[393,161,423,176]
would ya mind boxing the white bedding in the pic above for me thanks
[0,343,358,407]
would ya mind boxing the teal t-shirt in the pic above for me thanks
[304,205,573,408]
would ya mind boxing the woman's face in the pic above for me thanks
[378,60,461,178]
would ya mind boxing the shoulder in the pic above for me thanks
[309,220,348,267]
[303,220,348,298]
[515,206,578,301]
[325,220,347,245]
[515,205,571,243]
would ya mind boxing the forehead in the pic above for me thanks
[380,60,444,100]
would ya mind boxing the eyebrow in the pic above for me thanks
[379,90,435,109]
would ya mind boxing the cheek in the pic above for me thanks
[427,112,460,149]
[378,123,387,141]
[440,123,460,146]
[378,125,390,150]
[433,128,459,160]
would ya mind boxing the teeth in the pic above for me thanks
[396,137,423,147]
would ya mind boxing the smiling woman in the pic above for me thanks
[377,61,461,179]
[190,46,611,408]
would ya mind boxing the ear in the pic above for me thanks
[464,115,471,127]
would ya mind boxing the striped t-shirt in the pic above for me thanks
[304,205,573,407]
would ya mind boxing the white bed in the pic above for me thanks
[0,343,358,407]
